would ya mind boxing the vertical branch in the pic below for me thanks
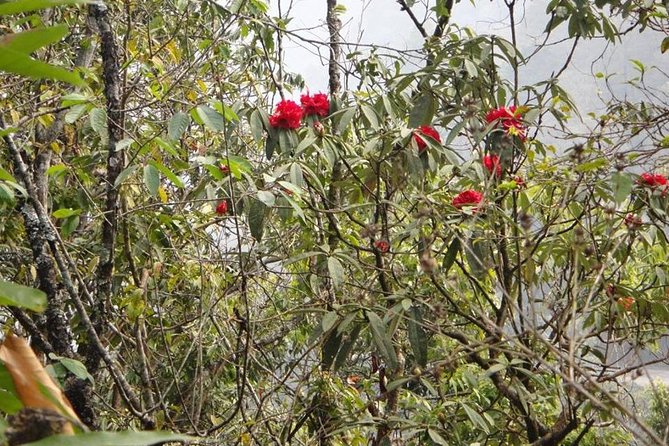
[88,3,125,372]
[326,0,341,96]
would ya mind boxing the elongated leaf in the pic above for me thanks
[327,257,344,289]
[408,92,435,128]
[143,164,160,197]
[196,105,225,132]
[0,47,83,86]
[367,311,398,370]
[0,25,68,54]
[148,160,184,188]
[442,237,460,273]
[22,431,195,446]
[0,362,22,414]
[89,108,108,139]
[167,112,189,141]
[248,199,267,241]
[0,281,46,312]
[0,0,88,15]
[333,323,361,371]
[0,334,80,433]
[407,304,427,367]
[321,331,341,370]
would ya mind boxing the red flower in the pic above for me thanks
[482,154,502,177]
[300,93,330,117]
[374,239,390,253]
[413,125,441,152]
[452,190,484,209]
[513,176,526,188]
[637,172,668,188]
[485,105,526,141]
[215,200,228,215]
[219,164,230,175]
[269,100,303,129]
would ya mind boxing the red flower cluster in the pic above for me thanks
[300,93,330,117]
[413,125,441,151]
[215,201,228,215]
[374,239,390,253]
[269,93,331,130]
[637,172,668,188]
[269,100,303,129]
[482,154,502,177]
[486,105,526,141]
[452,190,484,209]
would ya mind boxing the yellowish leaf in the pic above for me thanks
[0,334,81,433]
[158,186,168,203]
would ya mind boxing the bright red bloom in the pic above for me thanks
[413,125,441,151]
[452,190,484,209]
[637,172,668,188]
[215,200,228,215]
[513,176,526,188]
[269,100,303,129]
[300,93,330,117]
[374,239,390,253]
[482,154,502,177]
[219,164,230,175]
[485,106,526,141]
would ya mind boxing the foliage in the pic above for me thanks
[1,0,669,445]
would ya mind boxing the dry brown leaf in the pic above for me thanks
[0,334,81,434]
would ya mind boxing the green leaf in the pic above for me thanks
[22,430,195,446]
[336,107,356,134]
[661,36,669,54]
[0,280,46,312]
[612,172,632,204]
[48,354,93,382]
[143,164,160,197]
[52,208,81,219]
[0,362,22,414]
[0,0,88,15]
[0,166,16,183]
[148,160,184,188]
[461,402,490,433]
[89,107,108,139]
[321,311,338,333]
[366,311,398,370]
[196,104,225,132]
[327,257,344,289]
[442,237,460,273]
[0,47,83,86]
[333,323,361,371]
[575,157,608,173]
[248,198,268,241]
[114,165,137,187]
[408,92,435,128]
[167,112,189,141]
[427,429,449,446]
[0,25,68,54]
[407,304,427,367]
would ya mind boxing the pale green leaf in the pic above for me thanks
[0,281,47,312]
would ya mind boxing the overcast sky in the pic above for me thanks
[276,0,667,125]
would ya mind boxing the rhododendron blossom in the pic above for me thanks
[486,105,526,141]
[482,154,502,177]
[215,201,228,215]
[269,100,303,129]
[413,125,441,151]
[452,190,484,209]
[300,93,330,117]
[618,296,635,311]
[374,239,390,253]
[637,172,667,188]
